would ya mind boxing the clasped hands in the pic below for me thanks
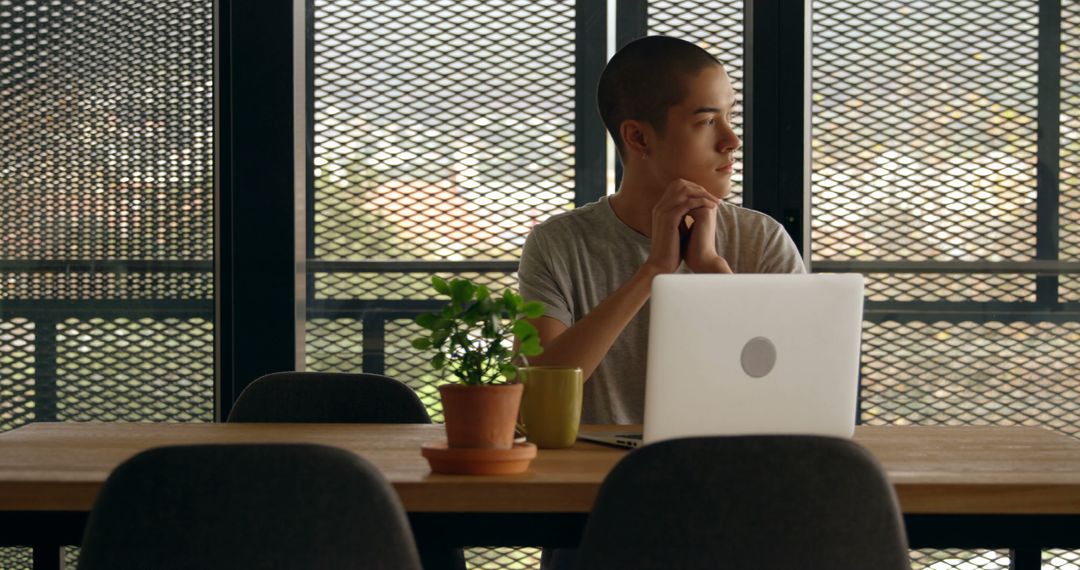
[645,178,733,275]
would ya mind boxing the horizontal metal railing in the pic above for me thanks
[5,258,1080,421]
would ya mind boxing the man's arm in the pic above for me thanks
[524,264,659,381]
[523,180,719,380]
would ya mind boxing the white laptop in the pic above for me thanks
[578,274,864,448]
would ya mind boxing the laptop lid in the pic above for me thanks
[642,274,864,444]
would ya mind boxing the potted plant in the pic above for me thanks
[412,276,545,450]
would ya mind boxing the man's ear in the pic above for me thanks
[620,120,652,160]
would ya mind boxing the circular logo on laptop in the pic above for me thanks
[740,336,776,378]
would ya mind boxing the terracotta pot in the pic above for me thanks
[439,383,524,450]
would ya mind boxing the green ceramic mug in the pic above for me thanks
[517,366,584,449]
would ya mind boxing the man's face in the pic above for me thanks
[651,65,741,199]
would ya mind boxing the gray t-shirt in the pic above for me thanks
[517,195,805,424]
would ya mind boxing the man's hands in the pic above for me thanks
[642,179,732,276]
[685,198,733,274]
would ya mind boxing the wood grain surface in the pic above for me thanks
[1,422,1078,514]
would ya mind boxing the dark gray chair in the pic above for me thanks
[572,436,910,570]
[226,371,464,570]
[78,443,422,570]
[227,371,431,424]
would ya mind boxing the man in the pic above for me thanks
[518,36,805,426]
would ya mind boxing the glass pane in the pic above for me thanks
[0,0,215,429]
[0,0,214,564]
[311,0,576,262]
[861,320,1080,436]
[812,0,1038,267]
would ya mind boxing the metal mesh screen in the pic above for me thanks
[812,0,1039,267]
[1046,550,1080,569]
[0,319,34,432]
[465,547,542,570]
[1062,0,1080,301]
[812,1,1078,566]
[55,317,213,423]
[911,549,1011,570]
[311,0,575,262]
[861,320,1080,436]
[306,318,365,373]
[385,317,447,422]
[0,0,214,561]
[3,272,213,300]
[864,273,1034,302]
[0,0,214,425]
[309,4,575,566]
[316,272,518,300]
[0,1,214,262]
[648,0,744,205]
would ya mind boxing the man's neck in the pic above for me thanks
[608,174,660,239]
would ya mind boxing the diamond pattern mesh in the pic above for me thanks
[3,272,212,300]
[465,547,542,570]
[0,1,213,262]
[861,321,1080,436]
[910,549,1011,570]
[1046,549,1080,569]
[865,273,1033,302]
[0,0,214,564]
[0,319,34,432]
[55,318,213,423]
[316,272,518,300]
[812,0,1039,266]
[811,1,1078,566]
[0,0,216,420]
[309,5,576,565]
[648,0,744,205]
[0,548,31,570]
[1062,0,1080,301]
[305,318,364,373]
[311,0,575,262]
[385,318,447,422]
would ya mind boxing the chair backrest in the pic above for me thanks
[573,436,910,570]
[79,443,423,570]
[227,371,431,424]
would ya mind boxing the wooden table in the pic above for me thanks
[2,422,1080,569]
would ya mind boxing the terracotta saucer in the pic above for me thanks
[421,440,537,475]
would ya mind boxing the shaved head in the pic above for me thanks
[597,36,723,158]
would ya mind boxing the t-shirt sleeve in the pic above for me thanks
[517,228,574,327]
[761,225,807,274]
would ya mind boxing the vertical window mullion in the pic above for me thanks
[613,0,647,189]
[1036,0,1062,306]
[576,0,610,207]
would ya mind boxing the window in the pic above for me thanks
[812,1,1079,568]
[0,0,214,566]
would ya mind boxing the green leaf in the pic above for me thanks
[520,337,544,356]
[411,338,431,350]
[431,352,446,370]
[415,313,439,330]
[450,279,475,306]
[432,329,450,348]
[522,301,545,319]
[499,363,518,380]
[462,300,485,324]
[512,320,538,341]
[432,275,450,295]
